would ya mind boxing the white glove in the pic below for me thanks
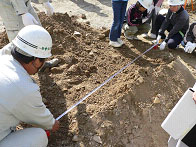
[124,24,129,30]
[186,41,192,47]
[156,35,161,44]
[22,13,38,26]
[155,6,161,15]
[184,42,196,53]
[159,41,166,50]
[142,17,148,23]
[43,1,54,16]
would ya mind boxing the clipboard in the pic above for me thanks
[161,88,196,140]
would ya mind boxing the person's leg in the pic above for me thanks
[167,33,183,49]
[0,128,48,147]
[27,1,41,26]
[145,9,153,24]
[118,1,128,39]
[109,1,121,42]
[136,23,151,35]
[154,14,165,37]
[151,9,158,35]
[0,1,24,41]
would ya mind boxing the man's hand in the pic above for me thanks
[52,120,60,132]
[22,13,39,26]
[123,24,129,30]
[159,41,166,50]
[43,1,54,16]
[184,42,196,53]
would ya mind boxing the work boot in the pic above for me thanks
[40,58,60,72]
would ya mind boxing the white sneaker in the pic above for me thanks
[109,41,122,47]
[148,33,156,39]
[117,38,124,45]
[141,33,148,38]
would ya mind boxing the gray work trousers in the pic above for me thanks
[0,0,41,42]
[123,23,151,38]
[168,136,188,147]
[0,128,48,147]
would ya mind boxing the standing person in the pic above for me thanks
[0,25,59,147]
[147,0,164,39]
[109,0,128,48]
[183,22,196,53]
[123,0,153,40]
[0,0,59,70]
[155,0,189,50]
[0,0,54,42]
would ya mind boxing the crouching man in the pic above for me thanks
[184,22,196,53]
[155,0,189,50]
[0,25,59,147]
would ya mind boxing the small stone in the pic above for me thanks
[138,77,144,83]
[93,135,102,144]
[122,99,127,103]
[89,51,94,56]
[81,14,86,19]
[157,94,162,98]
[153,97,160,104]
[72,119,77,123]
[86,21,90,25]
[133,125,138,129]
[98,34,105,40]
[73,31,81,37]
[72,135,80,142]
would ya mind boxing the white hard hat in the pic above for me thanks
[168,0,184,5]
[138,0,153,10]
[12,25,52,58]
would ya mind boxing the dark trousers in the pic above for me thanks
[146,8,157,34]
[155,15,183,49]
[109,1,128,41]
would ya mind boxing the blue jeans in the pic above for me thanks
[109,1,128,41]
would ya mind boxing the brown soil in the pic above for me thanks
[0,11,196,147]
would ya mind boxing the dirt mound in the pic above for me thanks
[0,31,9,49]
[0,12,196,146]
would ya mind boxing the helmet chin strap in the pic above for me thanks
[32,58,44,73]
[32,60,39,73]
